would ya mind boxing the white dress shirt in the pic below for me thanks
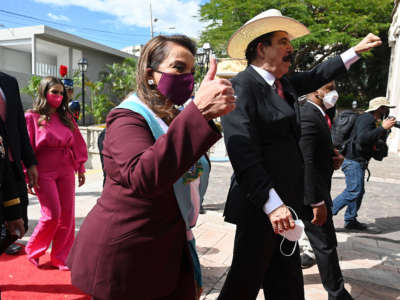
[249,48,360,215]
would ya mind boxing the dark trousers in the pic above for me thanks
[15,163,29,232]
[304,211,353,300]
[218,207,304,300]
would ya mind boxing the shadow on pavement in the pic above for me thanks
[203,203,226,211]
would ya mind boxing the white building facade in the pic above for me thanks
[388,0,400,152]
[0,25,132,107]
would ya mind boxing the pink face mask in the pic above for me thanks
[46,93,63,108]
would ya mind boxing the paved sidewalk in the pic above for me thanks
[21,153,400,299]
[195,213,400,300]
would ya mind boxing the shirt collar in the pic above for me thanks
[250,64,276,87]
[307,100,326,116]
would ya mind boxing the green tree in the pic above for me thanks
[21,75,42,100]
[199,0,394,107]
[100,57,137,101]
[85,81,115,124]
[72,57,137,124]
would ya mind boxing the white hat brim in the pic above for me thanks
[365,105,396,112]
[227,16,310,59]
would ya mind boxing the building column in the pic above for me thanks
[388,28,400,152]
[31,34,36,75]
[68,47,73,76]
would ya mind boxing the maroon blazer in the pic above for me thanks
[67,102,221,300]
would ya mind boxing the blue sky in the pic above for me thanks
[0,0,210,50]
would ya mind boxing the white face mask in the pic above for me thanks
[278,206,304,257]
[322,90,339,109]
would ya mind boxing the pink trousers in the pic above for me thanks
[25,149,76,267]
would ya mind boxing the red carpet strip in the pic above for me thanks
[0,245,90,300]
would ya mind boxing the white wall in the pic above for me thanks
[36,52,56,65]
[82,48,125,82]
[0,47,31,74]
[388,4,400,152]
[1,70,35,109]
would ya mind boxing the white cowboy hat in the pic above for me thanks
[365,97,396,112]
[227,9,310,59]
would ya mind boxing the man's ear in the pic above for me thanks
[256,42,266,59]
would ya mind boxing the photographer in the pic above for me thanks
[332,97,397,230]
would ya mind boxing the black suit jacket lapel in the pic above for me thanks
[309,103,331,134]
[245,67,296,117]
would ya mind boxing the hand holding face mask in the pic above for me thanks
[277,206,304,257]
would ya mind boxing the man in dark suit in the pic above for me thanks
[0,117,26,250]
[218,8,382,300]
[299,82,353,299]
[0,71,38,254]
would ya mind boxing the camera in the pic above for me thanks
[388,116,400,128]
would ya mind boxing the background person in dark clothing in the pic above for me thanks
[0,118,25,300]
[0,118,26,250]
[0,72,38,254]
[97,128,106,186]
[299,82,353,300]
[332,97,396,230]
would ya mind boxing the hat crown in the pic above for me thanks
[245,9,283,25]
[369,97,390,108]
[365,96,395,112]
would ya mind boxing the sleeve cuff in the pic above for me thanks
[78,165,85,174]
[263,188,284,215]
[311,201,325,207]
[340,48,360,70]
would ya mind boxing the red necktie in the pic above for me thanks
[274,79,285,100]
[325,114,332,129]
[0,91,6,122]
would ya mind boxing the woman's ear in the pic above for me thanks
[146,68,155,86]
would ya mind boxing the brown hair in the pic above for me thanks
[30,76,75,131]
[245,32,274,65]
[136,35,196,124]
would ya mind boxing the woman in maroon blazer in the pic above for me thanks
[67,35,236,300]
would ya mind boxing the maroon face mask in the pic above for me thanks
[155,71,194,106]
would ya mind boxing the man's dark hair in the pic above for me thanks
[245,32,275,65]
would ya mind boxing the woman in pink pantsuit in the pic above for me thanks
[25,76,87,270]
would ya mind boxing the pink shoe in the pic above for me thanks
[28,257,39,267]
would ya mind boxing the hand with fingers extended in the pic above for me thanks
[267,204,295,234]
[194,58,236,121]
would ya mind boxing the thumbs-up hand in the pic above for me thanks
[194,58,236,121]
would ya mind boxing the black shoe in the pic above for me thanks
[199,204,206,214]
[300,253,316,269]
[344,220,368,231]
[5,243,21,255]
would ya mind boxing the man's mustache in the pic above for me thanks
[283,53,293,62]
